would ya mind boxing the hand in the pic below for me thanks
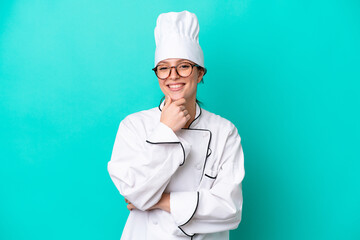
[160,95,191,132]
[148,193,170,213]
[125,193,170,213]
[125,198,137,211]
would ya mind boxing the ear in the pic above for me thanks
[197,68,205,83]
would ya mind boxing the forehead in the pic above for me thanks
[158,58,193,65]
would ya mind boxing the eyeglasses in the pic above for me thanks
[152,62,200,80]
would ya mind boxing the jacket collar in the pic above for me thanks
[158,98,202,128]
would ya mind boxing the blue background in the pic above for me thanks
[1,0,359,239]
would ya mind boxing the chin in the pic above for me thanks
[168,93,185,101]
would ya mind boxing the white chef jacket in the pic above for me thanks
[108,100,245,240]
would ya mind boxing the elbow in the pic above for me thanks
[222,201,242,230]
[232,196,243,228]
[225,206,242,229]
[231,210,242,230]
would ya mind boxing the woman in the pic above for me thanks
[108,11,245,240]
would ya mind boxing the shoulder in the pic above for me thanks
[114,106,160,140]
[201,108,237,130]
[200,108,240,137]
[120,106,159,129]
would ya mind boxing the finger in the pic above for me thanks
[186,114,191,121]
[127,203,135,211]
[183,109,189,116]
[125,198,130,204]
[179,105,186,111]
[164,95,172,108]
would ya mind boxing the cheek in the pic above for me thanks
[189,77,199,89]
[158,80,167,93]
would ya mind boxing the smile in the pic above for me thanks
[167,83,185,91]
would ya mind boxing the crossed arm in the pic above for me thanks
[108,97,244,235]
[125,193,170,212]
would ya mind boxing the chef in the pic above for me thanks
[107,10,245,240]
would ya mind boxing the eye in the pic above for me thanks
[178,63,191,69]
[158,66,169,71]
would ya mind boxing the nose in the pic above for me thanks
[168,66,180,80]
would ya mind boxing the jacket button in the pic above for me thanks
[196,163,202,170]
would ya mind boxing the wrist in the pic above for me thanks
[160,120,175,132]
[161,193,171,213]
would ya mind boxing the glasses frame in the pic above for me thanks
[152,62,201,80]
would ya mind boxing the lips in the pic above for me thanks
[167,83,185,91]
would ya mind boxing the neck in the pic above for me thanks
[184,97,197,128]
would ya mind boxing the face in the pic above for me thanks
[156,58,204,102]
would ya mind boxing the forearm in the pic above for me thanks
[108,120,191,210]
[126,193,171,212]
[149,193,171,212]
[170,184,243,236]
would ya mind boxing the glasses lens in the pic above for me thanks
[156,65,170,79]
[177,63,192,77]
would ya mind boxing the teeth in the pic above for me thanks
[169,84,183,89]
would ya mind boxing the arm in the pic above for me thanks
[170,125,245,236]
[107,117,191,211]
[126,193,171,212]
[108,97,193,211]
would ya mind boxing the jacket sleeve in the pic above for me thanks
[170,125,245,236]
[107,116,191,211]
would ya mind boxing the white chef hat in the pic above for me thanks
[154,11,205,69]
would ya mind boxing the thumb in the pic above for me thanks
[164,95,172,107]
